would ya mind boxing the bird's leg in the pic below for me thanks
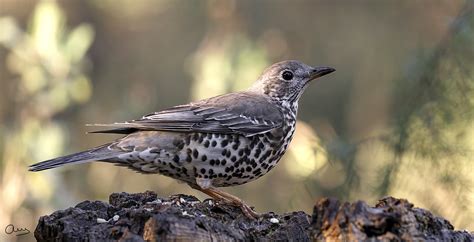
[195,186,228,203]
[188,182,229,202]
[207,187,260,219]
[189,183,259,219]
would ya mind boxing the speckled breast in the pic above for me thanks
[118,105,298,188]
[176,121,296,187]
[173,105,297,187]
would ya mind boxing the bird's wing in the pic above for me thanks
[88,92,283,137]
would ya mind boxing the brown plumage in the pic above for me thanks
[29,60,335,219]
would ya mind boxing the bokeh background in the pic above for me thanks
[1,0,473,240]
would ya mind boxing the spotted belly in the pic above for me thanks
[112,124,295,187]
[179,132,287,187]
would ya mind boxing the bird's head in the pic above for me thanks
[249,60,335,102]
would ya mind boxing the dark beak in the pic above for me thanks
[310,66,336,80]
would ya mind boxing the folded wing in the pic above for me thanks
[89,92,283,137]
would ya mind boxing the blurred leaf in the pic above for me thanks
[0,0,95,231]
[383,1,474,228]
[65,24,95,63]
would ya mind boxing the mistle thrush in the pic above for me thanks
[29,60,335,218]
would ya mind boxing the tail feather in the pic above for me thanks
[29,143,120,172]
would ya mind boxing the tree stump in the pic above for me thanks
[34,191,473,241]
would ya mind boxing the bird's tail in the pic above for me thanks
[29,143,120,172]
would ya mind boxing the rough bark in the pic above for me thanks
[34,191,473,241]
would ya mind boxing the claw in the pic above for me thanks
[219,198,260,219]
[189,183,260,219]
[240,203,260,219]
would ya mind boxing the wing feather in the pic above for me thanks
[89,92,283,136]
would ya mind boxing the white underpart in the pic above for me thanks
[196,177,212,189]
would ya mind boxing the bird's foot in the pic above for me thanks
[189,182,260,219]
[213,193,260,219]
[215,198,260,219]
[239,202,260,219]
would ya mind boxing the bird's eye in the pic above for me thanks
[281,71,294,81]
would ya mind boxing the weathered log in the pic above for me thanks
[34,191,473,241]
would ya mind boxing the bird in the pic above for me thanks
[29,60,335,219]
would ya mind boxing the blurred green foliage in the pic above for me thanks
[383,2,474,227]
[0,1,94,240]
[0,1,472,239]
